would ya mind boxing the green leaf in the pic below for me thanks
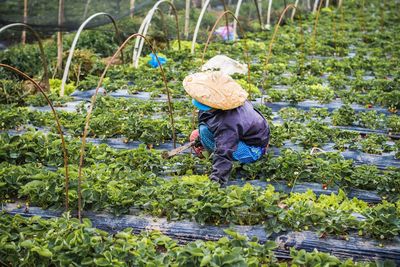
[94,257,110,266]
[187,247,204,257]
[81,257,94,265]
[200,255,212,266]
[20,240,34,248]
[32,247,53,258]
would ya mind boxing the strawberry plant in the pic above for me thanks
[0,79,28,105]
[332,105,356,126]
[0,105,28,129]
[0,213,378,266]
[387,115,400,133]
[359,134,394,154]
[346,165,381,190]
[357,110,385,130]
[362,202,400,240]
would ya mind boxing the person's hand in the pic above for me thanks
[190,129,204,157]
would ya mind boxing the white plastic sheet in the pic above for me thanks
[201,55,247,75]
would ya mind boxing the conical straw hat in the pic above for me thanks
[183,71,248,110]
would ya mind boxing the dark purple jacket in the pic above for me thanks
[198,101,270,184]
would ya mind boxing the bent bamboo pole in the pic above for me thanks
[0,23,50,90]
[76,33,176,221]
[0,64,70,212]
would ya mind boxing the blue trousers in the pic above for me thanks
[199,124,265,164]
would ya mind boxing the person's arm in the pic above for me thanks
[210,124,239,185]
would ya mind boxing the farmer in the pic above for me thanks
[183,71,270,186]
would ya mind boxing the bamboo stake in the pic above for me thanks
[257,0,263,23]
[0,64,70,212]
[21,0,28,44]
[253,0,263,30]
[184,0,190,38]
[57,0,64,73]
[311,0,324,54]
[130,0,135,17]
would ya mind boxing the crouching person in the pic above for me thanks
[183,71,270,187]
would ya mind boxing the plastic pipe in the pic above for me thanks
[291,0,300,20]
[233,0,263,40]
[82,0,92,20]
[60,12,121,96]
[266,0,273,29]
[191,0,211,53]
[313,0,320,13]
[190,0,230,53]
[132,12,153,66]
[132,0,180,67]
[232,0,243,40]
[133,0,173,66]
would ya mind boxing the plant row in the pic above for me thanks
[277,106,400,134]
[1,97,399,156]
[1,1,399,109]
[1,213,388,267]
[1,160,400,240]
[1,130,399,198]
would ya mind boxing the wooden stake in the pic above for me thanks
[130,0,135,17]
[57,0,64,73]
[184,0,190,38]
[21,0,28,44]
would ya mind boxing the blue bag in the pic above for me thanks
[148,53,167,68]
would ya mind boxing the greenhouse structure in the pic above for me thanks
[0,0,399,265]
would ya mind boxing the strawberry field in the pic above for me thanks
[0,0,400,266]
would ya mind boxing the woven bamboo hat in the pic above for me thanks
[182,71,248,110]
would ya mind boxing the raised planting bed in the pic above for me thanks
[265,100,398,116]
[227,180,382,204]
[3,202,400,264]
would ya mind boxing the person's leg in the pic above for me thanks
[198,124,265,163]
[232,141,265,164]
[199,124,215,152]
